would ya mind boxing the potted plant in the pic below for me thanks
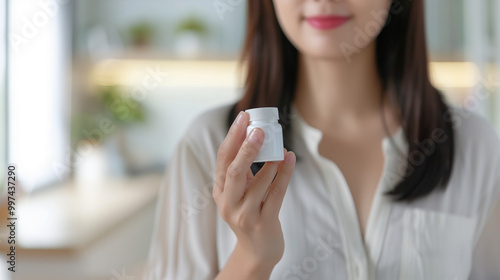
[127,22,155,48]
[72,86,146,176]
[173,16,208,58]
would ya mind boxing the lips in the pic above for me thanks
[306,15,351,30]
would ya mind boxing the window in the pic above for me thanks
[0,0,6,193]
[7,0,71,192]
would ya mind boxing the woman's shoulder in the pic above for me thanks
[179,102,234,160]
[449,105,500,195]
[450,105,500,158]
[183,103,233,142]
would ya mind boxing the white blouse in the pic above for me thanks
[143,102,500,280]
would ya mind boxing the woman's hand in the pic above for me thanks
[213,111,296,278]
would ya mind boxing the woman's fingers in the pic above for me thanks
[261,151,296,217]
[243,148,287,211]
[214,111,249,195]
[214,110,294,224]
[225,127,265,204]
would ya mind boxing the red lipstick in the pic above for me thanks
[306,15,351,30]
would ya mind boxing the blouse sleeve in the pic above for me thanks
[468,148,500,279]
[143,136,219,280]
[469,192,500,279]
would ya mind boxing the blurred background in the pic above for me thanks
[0,0,499,279]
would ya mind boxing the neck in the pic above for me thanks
[294,42,385,129]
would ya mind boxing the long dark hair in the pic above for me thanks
[226,0,454,201]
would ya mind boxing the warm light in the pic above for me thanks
[428,62,480,88]
[89,59,246,88]
[89,60,496,90]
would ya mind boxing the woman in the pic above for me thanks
[144,0,500,279]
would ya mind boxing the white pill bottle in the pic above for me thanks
[245,107,285,163]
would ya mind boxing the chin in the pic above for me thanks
[308,51,353,61]
[297,38,358,61]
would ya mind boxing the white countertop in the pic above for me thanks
[1,173,162,252]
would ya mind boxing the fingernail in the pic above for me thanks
[236,111,245,125]
[248,128,262,143]
[285,152,295,163]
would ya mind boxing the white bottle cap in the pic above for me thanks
[245,107,279,122]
